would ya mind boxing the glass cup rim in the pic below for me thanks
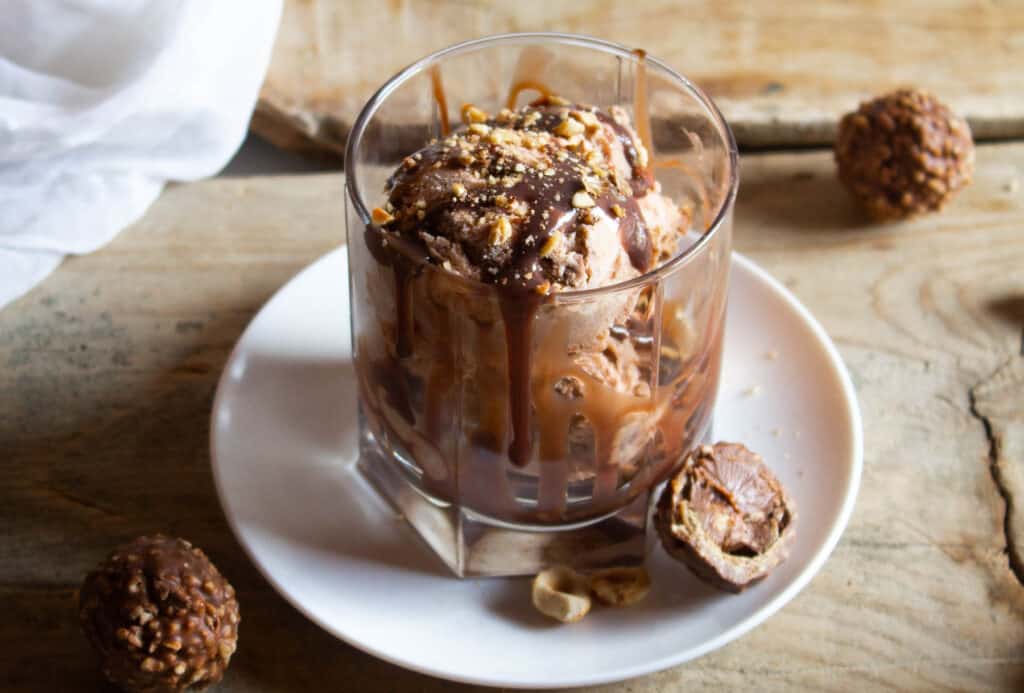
[345,31,739,302]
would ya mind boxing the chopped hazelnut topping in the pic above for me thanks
[489,215,513,245]
[575,110,601,134]
[635,142,650,168]
[451,182,466,197]
[468,123,491,136]
[461,104,489,124]
[572,190,596,208]
[611,204,626,218]
[371,207,395,225]
[522,111,541,128]
[539,231,563,257]
[555,117,585,138]
[488,128,522,146]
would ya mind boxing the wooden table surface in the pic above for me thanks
[3,139,1023,690]
[256,0,1024,155]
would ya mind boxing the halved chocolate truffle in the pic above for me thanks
[656,443,796,592]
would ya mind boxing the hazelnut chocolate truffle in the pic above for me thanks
[835,88,974,220]
[79,535,240,692]
[656,443,796,593]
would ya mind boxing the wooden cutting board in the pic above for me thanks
[254,0,1024,156]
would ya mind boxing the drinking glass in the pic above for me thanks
[345,33,738,577]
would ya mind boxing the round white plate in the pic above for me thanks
[211,248,862,689]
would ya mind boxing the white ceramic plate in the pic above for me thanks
[210,248,862,689]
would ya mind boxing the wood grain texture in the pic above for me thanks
[3,145,1024,691]
[255,0,1024,155]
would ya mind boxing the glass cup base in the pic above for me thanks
[358,427,657,578]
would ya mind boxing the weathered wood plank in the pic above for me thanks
[2,145,1023,691]
[255,0,1024,155]
[973,358,1024,585]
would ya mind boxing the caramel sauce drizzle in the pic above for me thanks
[430,65,450,136]
[632,49,654,160]
[505,80,556,110]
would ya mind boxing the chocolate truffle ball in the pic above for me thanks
[79,535,240,692]
[835,89,974,220]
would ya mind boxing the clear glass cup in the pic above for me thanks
[346,33,737,577]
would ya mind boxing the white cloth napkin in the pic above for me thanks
[0,0,283,310]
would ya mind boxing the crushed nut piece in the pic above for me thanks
[522,111,541,128]
[532,566,591,623]
[451,182,466,197]
[588,566,651,606]
[611,204,626,218]
[555,117,586,138]
[489,215,513,245]
[635,142,649,168]
[468,122,492,136]
[539,231,563,257]
[577,110,601,134]
[488,128,522,146]
[572,190,596,208]
[461,103,489,124]
[371,207,394,225]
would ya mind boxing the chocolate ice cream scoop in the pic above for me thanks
[370,99,693,471]
[374,99,685,296]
